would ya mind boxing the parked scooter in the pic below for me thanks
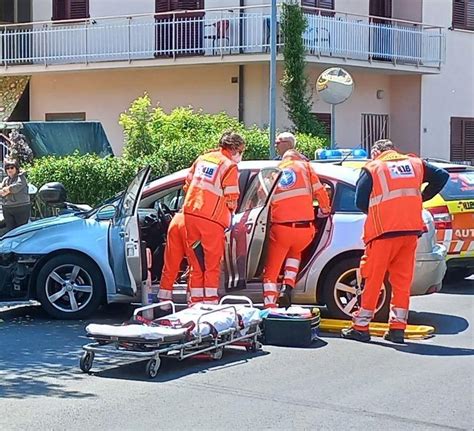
[31,182,92,219]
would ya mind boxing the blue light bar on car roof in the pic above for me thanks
[315,148,368,160]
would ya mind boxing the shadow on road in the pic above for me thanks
[370,340,474,357]
[439,278,474,295]
[93,348,270,383]
[408,311,469,335]
[0,304,131,399]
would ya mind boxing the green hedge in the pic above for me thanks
[27,95,328,207]
[27,153,167,207]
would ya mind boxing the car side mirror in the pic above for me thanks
[96,204,117,221]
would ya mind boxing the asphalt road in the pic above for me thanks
[0,279,473,431]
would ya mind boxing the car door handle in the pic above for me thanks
[119,231,128,239]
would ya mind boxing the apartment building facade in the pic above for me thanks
[0,0,472,162]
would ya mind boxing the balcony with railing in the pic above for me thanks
[0,5,445,72]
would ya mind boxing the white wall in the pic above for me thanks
[335,0,369,16]
[244,63,393,149]
[390,75,421,154]
[420,0,474,159]
[30,65,240,154]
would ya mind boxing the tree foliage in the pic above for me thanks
[280,2,327,137]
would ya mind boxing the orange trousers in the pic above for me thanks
[262,223,315,308]
[158,212,187,303]
[184,214,225,305]
[353,235,418,331]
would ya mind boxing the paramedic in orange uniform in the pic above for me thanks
[158,212,187,306]
[342,139,448,343]
[262,132,331,309]
[183,132,245,304]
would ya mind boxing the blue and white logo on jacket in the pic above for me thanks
[279,169,297,189]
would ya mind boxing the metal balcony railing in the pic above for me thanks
[0,5,445,69]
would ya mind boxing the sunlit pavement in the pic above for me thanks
[1,279,473,431]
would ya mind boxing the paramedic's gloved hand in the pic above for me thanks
[317,207,331,218]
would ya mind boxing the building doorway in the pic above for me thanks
[361,113,390,152]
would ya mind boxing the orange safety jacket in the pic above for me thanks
[183,148,239,228]
[271,150,331,223]
[363,150,424,244]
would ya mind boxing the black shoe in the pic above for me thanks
[277,284,293,308]
[384,329,405,344]
[341,328,371,342]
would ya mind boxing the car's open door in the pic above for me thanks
[225,167,281,291]
[109,166,151,296]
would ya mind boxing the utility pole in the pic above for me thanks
[269,0,277,159]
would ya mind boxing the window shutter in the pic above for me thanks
[176,0,203,9]
[301,0,334,8]
[451,117,464,161]
[52,0,67,20]
[155,1,171,13]
[464,120,474,161]
[69,0,89,19]
[452,0,466,28]
[467,1,474,29]
[53,0,88,20]
[317,0,334,10]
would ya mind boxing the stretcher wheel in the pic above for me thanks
[246,341,262,353]
[80,352,94,373]
[146,358,161,379]
[211,347,224,360]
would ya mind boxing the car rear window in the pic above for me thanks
[440,170,474,201]
[333,183,361,213]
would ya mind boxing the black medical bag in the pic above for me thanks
[262,308,321,347]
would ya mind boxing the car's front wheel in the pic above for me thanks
[322,257,390,321]
[36,253,105,320]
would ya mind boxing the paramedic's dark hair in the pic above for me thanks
[219,132,246,150]
[372,139,394,154]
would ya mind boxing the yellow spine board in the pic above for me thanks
[320,319,434,339]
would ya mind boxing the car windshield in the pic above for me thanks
[440,170,474,201]
[82,192,124,218]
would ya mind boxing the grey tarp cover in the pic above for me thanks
[21,121,113,157]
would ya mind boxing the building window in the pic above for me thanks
[45,112,86,121]
[451,117,474,163]
[452,0,474,31]
[361,113,390,152]
[52,0,89,21]
[301,0,334,10]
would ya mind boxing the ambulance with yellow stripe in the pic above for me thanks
[423,162,474,282]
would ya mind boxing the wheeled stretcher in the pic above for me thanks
[80,296,263,378]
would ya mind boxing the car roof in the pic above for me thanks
[425,160,474,171]
[145,159,360,192]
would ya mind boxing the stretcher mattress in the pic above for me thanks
[86,303,261,342]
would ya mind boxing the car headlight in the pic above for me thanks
[2,232,37,253]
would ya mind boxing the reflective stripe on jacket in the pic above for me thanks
[363,150,424,244]
[271,150,331,223]
[183,149,239,228]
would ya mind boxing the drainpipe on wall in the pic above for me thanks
[269,0,277,159]
[238,0,245,123]
[238,65,244,123]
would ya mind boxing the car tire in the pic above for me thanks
[322,257,391,322]
[36,253,105,320]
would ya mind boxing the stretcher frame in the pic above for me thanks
[80,296,263,378]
